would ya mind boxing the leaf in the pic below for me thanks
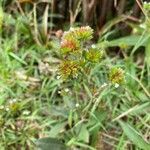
[88,110,107,146]
[119,121,150,150]
[49,122,67,138]
[130,101,150,114]
[77,124,89,143]
[73,141,96,150]
[49,106,69,118]
[88,110,107,127]
[131,32,150,55]
[83,83,92,99]
[113,102,150,121]
[145,38,150,66]
[9,52,27,65]
[125,58,137,88]
[99,15,127,36]
[106,35,146,47]
[36,137,67,150]
[42,4,49,37]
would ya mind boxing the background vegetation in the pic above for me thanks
[0,0,150,150]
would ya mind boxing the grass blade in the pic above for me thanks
[118,121,150,150]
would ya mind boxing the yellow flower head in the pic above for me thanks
[85,48,103,63]
[109,67,125,84]
[74,26,93,40]
[60,39,79,54]
[62,26,93,41]
[59,60,80,79]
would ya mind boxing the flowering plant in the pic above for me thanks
[59,26,104,79]
[58,26,124,85]
[37,26,125,150]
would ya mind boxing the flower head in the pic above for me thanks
[85,48,103,63]
[60,39,79,54]
[59,60,80,79]
[109,67,125,84]
[74,26,93,40]
[9,102,21,113]
[62,26,93,41]
[62,31,74,41]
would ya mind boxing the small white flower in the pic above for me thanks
[0,105,4,109]
[58,90,61,94]
[9,101,13,104]
[64,88,69,93]
[114,83,119,88]
[70,27,75,31]
[139,24,146,29]
[75,103,80,108]
[91,44,96,49]
[73,74,78,79]
[13,99,17,102]
[9,99,17,104]
[101,82,107,88]
[133,28,138,34]
[22,110,30,115]
[85,26,90,29]
[56,75,61,79]
[6,107,9,111]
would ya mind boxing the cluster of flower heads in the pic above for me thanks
[60,26,94,55]
[59,26,103,79]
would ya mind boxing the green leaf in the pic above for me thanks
[9,52,27,65]
[145,38,150,66]
[103,33,150,55]
[131,32,150,55]
[36,137,67,150]
[131,102,150,114]
[106,35,144,47]
[77,124,89,143]
[49,122,67,138]
[88,110,107,147]
[88,110,107,127]
[119,121,150,150]
[113,102,150,121]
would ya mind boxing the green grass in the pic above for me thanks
[0,1,150,150]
